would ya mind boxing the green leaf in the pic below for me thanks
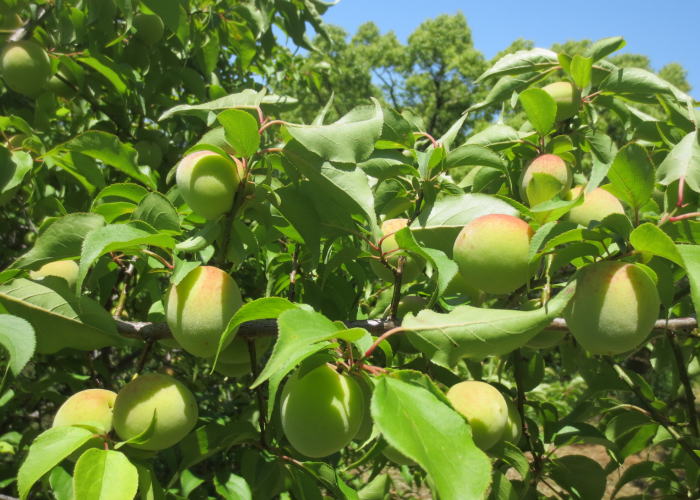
[0,278,122,354]
[136,464,165,500]
[466,124,522,150]
[445,144,506,171]
[252,308,343,416]
[114,411,157,449]
[18,426,96,500]
[214,472,252,500]
[159,89,296,121]
[601,67,675,99]
[468,72,542,112]
[77,56,127,93]
[178,421,257,471]
[677,245,700,317]
[657,131,700,193]
[284,141,378,232]
[372,376,491,500]
[217,109,261,157]
[73,449,138,500]
[0,149,32,203]
[77,222,176,291]
[285,100,383,164]
[132,193,180,233]
[549,455,606,499]
[608,143,654,210]
[54,131,155,188]
[586,36,626,62]
[477,48,558,82]
[630,223,684,266]
[12,213,105,270]
[402,282,575,367]
[611,461,678,498]
[569,55,593,88]
[213,297,298,372]
[0,314,35,376]
[518,88,556,136]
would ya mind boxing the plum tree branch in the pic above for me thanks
[114,316,697,342]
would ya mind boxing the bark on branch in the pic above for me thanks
[114,317,697,342]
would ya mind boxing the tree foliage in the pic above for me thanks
[1,2,700,499]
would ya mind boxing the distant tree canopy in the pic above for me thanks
[272,12,692,140]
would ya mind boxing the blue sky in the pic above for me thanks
[322,0,699,99]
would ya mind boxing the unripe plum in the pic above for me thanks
[166,266,242,358]
[53,389,117,434]
[176,150,241,220]
[542,81,580,121]
[1,41,51,97]
[370,218,423,282]
[452,214,533,295]
[281,364,364,458]
[520,154,571,208]
[564,261,660,355]
[112,373,198,451]
[47,71,76,98]
[30,260,79,289]
[214,336,272,378]
[446,380,509,450]
[567,186,624,226]
[133,13,164,45]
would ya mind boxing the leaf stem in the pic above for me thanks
[362,326,405,360]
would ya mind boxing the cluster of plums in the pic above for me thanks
[279,363,521,459]
[0,12,163,97]
[52,373,197,452]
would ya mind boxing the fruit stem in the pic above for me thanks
[258,120,289,135]
[606,357,700,469]
[362,326,406,360]
[412,131,439,149]
[668,211,700,223]
[142,249,174,270]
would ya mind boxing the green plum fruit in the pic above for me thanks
[30,260,79,289]
[520,154,571,208]
[133,13,164,45]
[564,261,660,355]
[112,373,198,451]
[53,389,117,434]
[166,266,242,358]
[446,380,509,450]
[567,186,624,226]
[281,364,364,458]
[452,214,533,295]
[1,40,51,97]
[214,336,272,378]
[542,81,580,121]
[176,150,241,220]
[490,397,522,454]
[370,218,423,282]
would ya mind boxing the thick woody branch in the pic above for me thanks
[114,317,697,342]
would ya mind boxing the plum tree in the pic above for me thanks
[567,186,625,226]
[29,260,79,289]
[133,13,164,45]
[370,218,423,282]
[214,336,272,377]
[542,81,580,121]
[166,266,242,358]
[53,389,117,434]
[281,364,364,458]
[520,154,571,208]
[0,40,51,97]
[564,261,660,355]
[453,214,533,295]
[446,381,509,450]
[176,150,242,220]
[112,373,198,451]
